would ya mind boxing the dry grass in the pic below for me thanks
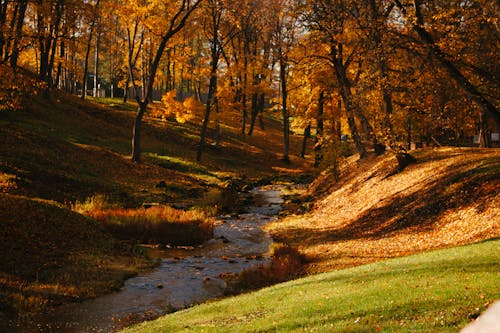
[86,206,214,246]
[268,148,500,274]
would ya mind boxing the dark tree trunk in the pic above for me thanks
[81,27,93,99]
[9,0,28,68]
[301,123,311,159]
[197,74,217,162]
[258,93,265,130]
[330,42,366,158]
[247,92,258,135]
[280,57,290,163]
[315,91,325,167]
[131,102,147,162]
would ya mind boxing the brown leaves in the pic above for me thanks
[269,148,500,274]
[0,65,46,112]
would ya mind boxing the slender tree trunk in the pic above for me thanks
[0,1,7,61]
[258,93,265,130]
[280,57,290,163]
[197,74,217,162]
[93,29,101,97]
[479,110,491,148]
[124,76,130,102]
[131,102,147,162]
[9,0,27,68]
[241,55,248,135]
[247,92,258,135]
[81,27,93,99]
[47,0,63,87]
[3,0,19,64]
[301,124,311,159]
[315,91,325,167]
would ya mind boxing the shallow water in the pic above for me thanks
[7,186,285,332]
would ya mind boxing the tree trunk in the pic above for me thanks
[479,110,491,148]
[241,56,248,135]
[330,42,366,158]
[9,0,27,68]
[81,27,93,99]
[93,28,101,97]
[301,124,311,159]
[197,74,216,162]
[280,57,290,163]
[258,93,265,130]
[315,91,325,167]
[247,92,258,135]
[131,102,147,162]
[0,1,7,61]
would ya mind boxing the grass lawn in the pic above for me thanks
[123,238,499,332]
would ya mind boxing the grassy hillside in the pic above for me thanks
[123,239,500,332]
[0,86,312,320]
[270,148,500,273]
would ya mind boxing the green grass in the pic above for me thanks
[122,239,499,332]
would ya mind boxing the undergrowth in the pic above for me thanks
[235,243,304,291]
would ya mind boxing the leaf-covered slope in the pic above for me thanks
[269,148,500,273]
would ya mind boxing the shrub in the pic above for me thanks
[235,243,304,291]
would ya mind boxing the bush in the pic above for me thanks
[235,243,304,291]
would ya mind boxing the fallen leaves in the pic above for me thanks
[269,148,500,274]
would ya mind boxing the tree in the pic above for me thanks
[196,0,236,162]
[304,0,373,158]
[118,0,201,163]
[392,0,500,147]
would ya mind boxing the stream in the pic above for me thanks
[9,185,285,332]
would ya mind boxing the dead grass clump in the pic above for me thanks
[235,244,304,291]
[86,206,214,246]
[72,194,116,213]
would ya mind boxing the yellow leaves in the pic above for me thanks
[151,90,201,123]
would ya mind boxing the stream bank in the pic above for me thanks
[7,185,286,332]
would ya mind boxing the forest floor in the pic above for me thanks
[0,88,313,321]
